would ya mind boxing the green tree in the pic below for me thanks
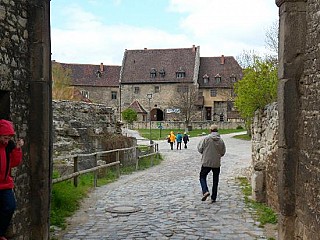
[234,57,278,124]
[122,108,138,124]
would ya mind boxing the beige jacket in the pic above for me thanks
[197,132,226,168]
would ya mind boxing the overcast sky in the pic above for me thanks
[50,0,278,66]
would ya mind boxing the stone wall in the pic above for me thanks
[295,0,320,238]
[53,100,116,157]
[251,103,279,212]
[132,120,245,131]
[52,100,136,175]
[1,1,52,238]
[0,1,32,238]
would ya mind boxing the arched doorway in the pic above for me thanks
[150,108,164,121]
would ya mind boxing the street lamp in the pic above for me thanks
[147,93,153,144]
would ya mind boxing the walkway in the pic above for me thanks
[60,131,270,240]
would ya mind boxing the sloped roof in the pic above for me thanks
[55,62,121,87]
[198,56,243,88]
[128,100,147,114]
[120,46,199,84]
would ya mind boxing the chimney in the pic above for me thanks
[144,48,147,50]
[100,63,104,72]
[192,45,196,52]
[220,55,225,65]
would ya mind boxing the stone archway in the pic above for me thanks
[150,108,164,121]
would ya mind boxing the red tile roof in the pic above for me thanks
[55,62,121,87]
[198,56,243,88]
[128,100,147,114]
[120,46,199,84]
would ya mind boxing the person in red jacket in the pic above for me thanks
[0,120,24,240]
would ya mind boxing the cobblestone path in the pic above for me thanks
[60,132,270,240]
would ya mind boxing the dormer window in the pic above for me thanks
[203,74,209,84]
[176,67,186,78]
[230,75,236,82]
[215,74,221,83]
[159,68,165,77]
[96,70,102,78]
[150,68,157,78]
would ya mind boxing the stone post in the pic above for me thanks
[28,0,52,239]
[275,0,306,239]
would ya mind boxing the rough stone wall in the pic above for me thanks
[0,1,32,238]
[52,100,136,175]
[295,0,320,238]
[251,103,279,212]
[53,100,116,157]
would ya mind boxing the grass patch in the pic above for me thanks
[237,177,278,227]
[51,154,163,230]
[137,128,247,140]
[233,133,251,141]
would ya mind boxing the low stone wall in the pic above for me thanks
[132,120,245,131]
[251,102,279,212]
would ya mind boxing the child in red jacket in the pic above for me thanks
[0,120,24,240]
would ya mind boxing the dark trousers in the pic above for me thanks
[170,142,174,150]
[0,189,16,236]
[199,166,220,201]
[177,142,182,150]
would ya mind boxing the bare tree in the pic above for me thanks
[170,85,200,127]
[265,20,279,55]
[236,49,259,69]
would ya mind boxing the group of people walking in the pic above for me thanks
[167,131,189,150]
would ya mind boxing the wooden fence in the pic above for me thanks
[52,143,159,187]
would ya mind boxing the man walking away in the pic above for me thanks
[197,124,226,203]
[183,132,189,149]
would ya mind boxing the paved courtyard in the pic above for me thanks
[59,131,273,240]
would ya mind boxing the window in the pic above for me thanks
[111,91,117,100]
[80,90,89,99]
[177,85,188,93]
[176,72,186,78]
[134,87,140,94]
[150,68,157,78]
[203,74,209,84]
[159,69,165,77]
[154,86,160,93]
[176,67,186,78]
[96,70,102,78]
[230,76,236,82]
[210,89,217,97]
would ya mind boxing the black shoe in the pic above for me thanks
[201,192,210,201]
[210,199,216,203]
